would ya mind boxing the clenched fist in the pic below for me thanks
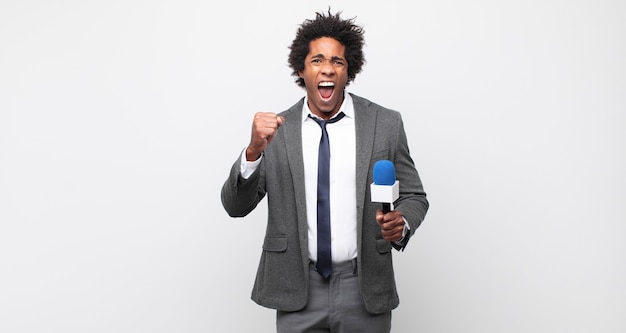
[246,112,285,161]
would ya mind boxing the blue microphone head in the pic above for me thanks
[373,160,396,185]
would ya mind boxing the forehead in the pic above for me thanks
[307,37,346,57]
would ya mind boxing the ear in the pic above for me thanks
[298,70,303,78]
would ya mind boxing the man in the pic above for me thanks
[221,10,428,333]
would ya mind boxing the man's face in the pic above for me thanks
[298,37,349,120]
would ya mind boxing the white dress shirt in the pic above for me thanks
[301,93,357,263]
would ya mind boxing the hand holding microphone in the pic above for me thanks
[371,160,405,243]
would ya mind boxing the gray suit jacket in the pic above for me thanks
[221,93,428,314]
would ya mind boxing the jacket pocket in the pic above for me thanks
[262,236,288,252]
[376,238,392,254]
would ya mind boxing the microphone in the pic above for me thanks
[370,160,399,213]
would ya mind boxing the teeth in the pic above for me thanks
[318,82,334,87]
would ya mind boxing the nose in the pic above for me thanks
[320,60,336,75]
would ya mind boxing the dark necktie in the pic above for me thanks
[308,112,345,279]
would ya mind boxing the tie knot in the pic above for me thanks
[309,112,345,128]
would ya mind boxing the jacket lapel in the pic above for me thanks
[281,98,311,271]
[352,94,376,252]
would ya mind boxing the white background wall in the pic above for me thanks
[1,1,624,332]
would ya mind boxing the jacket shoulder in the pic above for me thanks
[350,93,402,120]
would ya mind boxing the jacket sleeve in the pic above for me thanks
[391,117,429,249]
[220,151,267,218]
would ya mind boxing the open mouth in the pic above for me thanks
[318,81,335,99]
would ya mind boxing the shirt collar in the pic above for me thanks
[301,91,354,123]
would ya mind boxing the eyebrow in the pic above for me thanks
[311,54,345,61]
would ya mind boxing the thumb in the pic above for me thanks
[375,210,384,224]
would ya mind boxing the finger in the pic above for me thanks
[262,115,282,132]
[381,222,394,232]
[381,229,402,242]
[375,210,384,225]
[382,219,403,232]
[385,225,404,237]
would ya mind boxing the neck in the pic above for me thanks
[307,92,345,120]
